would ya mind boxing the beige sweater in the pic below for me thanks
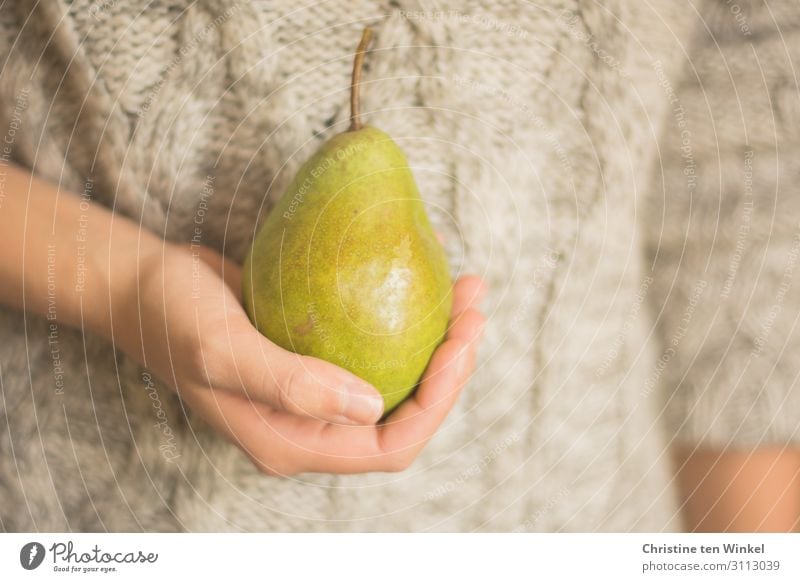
[1,0,799,532]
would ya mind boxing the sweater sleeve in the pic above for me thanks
[645,4,800,448]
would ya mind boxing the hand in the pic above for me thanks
[126,242,486,475]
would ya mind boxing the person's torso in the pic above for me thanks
[0,0,695,531]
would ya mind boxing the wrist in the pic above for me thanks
[99,229,166,360]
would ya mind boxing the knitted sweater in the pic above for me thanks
[1,0,799,532]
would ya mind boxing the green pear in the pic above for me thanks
[242,28,453,414]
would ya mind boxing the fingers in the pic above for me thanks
[179,382,294,476]
[289,307,485,474]
[374,308,484,455]
[206,276,486,429]
[268,351,385,425]
[188,273,487,476]
[273,341,470,474]
[241,279,485,474]
[209,327,384,425]
[451,275,487,317]
[188,306,484,476]
[446,307,486,344]
[247,278,487,465]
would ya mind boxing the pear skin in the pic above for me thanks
[243,28,452,414]
[243,125,453,413]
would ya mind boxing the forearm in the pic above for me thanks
[675,446,800,532]
[0,162,162,347]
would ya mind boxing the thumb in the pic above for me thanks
[226,331,385,425]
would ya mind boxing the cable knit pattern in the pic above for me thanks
[647,11,800,447]
[0,0,797,532]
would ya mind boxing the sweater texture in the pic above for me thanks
[1,0,799,531]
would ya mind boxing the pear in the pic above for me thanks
[242,28,453,414]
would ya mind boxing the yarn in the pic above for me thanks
[0,0,798,532]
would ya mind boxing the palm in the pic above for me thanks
[168,245,484,475]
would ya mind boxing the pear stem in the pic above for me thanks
[349,27,373,132]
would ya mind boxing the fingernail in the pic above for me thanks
[343,382,384,423]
